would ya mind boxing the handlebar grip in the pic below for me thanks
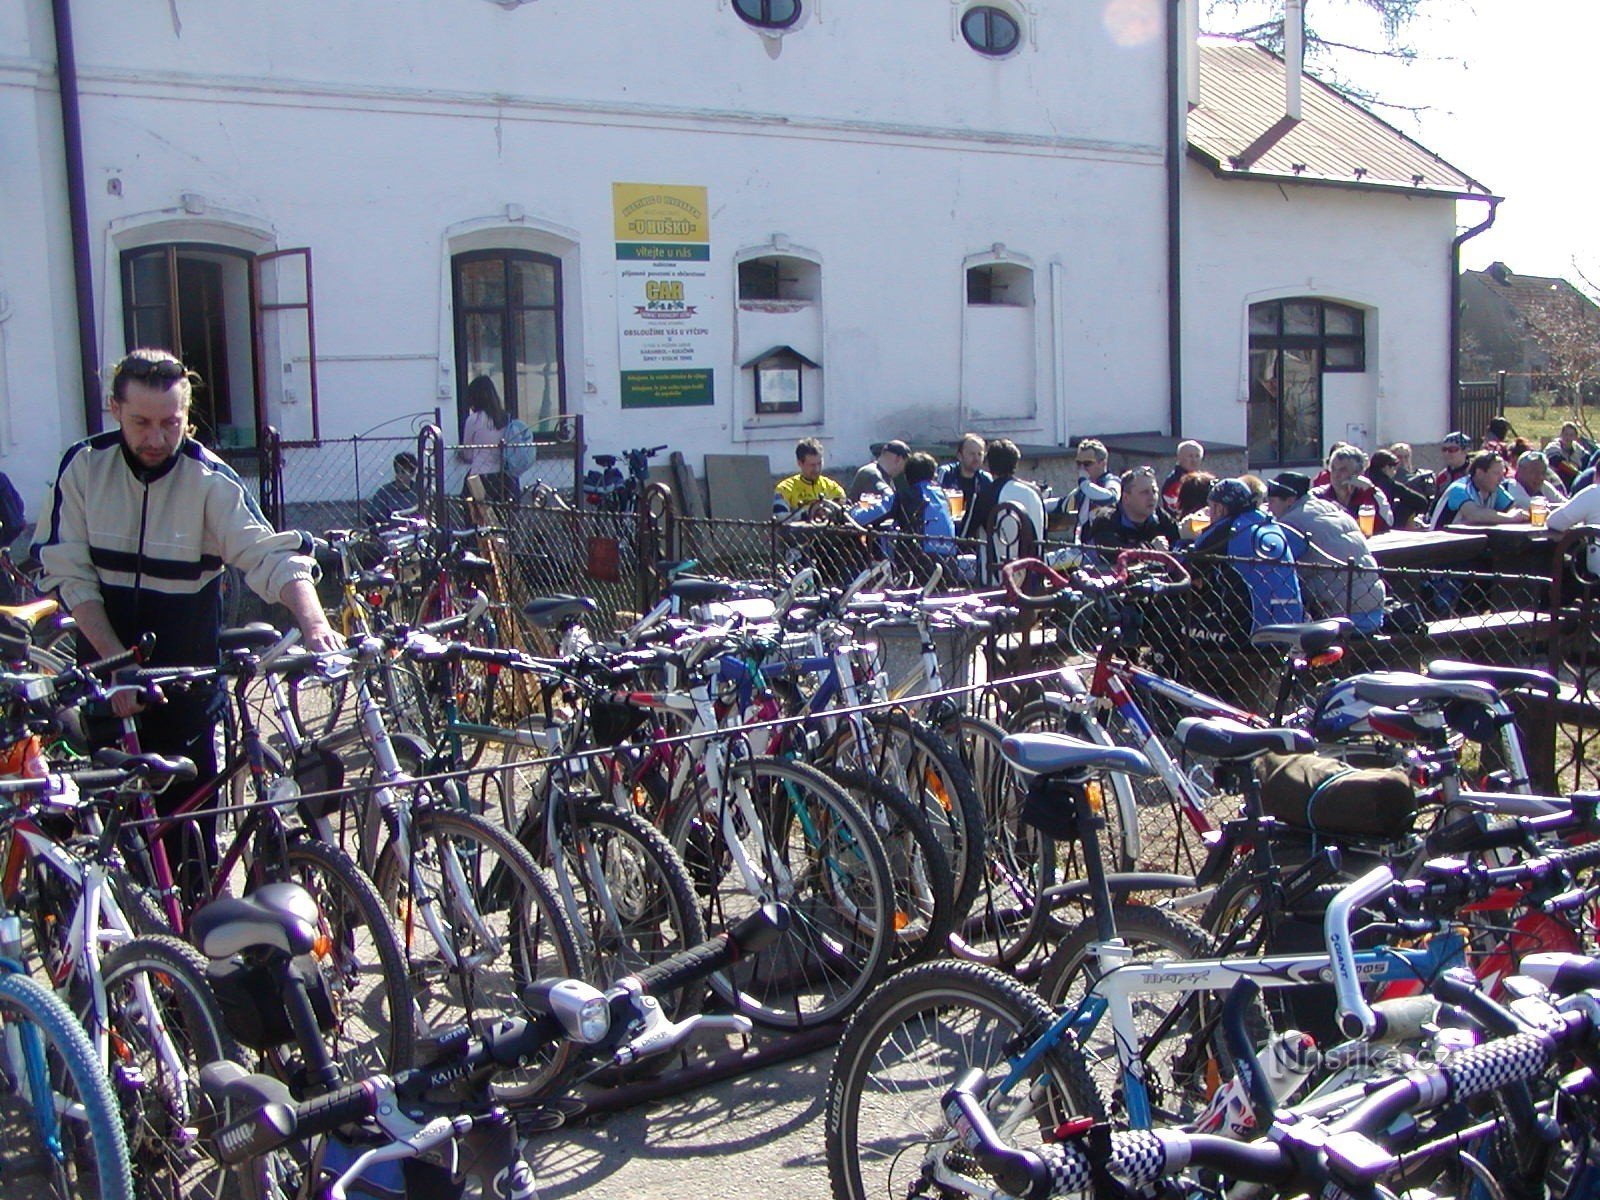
[628,903,790,997]
[1548,839,1600,876]
[288,1078,383,1141]
[80,633,153,678]
[213,1079,379,1164]
[421,611,472,636]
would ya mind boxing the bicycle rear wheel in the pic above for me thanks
[0,966,131,1200]
[826,960,1103,1200]
[667,758,894,1029]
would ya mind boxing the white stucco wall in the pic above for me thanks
[1181,163,1464,463]
[2,0,1175,508]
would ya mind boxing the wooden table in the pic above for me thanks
[1445,523,1563,576]
[1367,527,1488,570]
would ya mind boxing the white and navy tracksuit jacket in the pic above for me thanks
[33,432,315,669]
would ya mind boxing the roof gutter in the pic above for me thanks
[1449,196,1500,422]
[1166,0,1183,438]
[49,0,102,437]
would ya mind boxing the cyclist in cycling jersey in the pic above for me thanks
[772,436,847,519]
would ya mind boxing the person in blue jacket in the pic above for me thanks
[1186,477,1304,645]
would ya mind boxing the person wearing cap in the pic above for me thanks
[1428,450,1528,529]
[1505,449,1566,510]
[1433,431,1472,495]
[851,439,913,508]
[1186,477,1303,644]
[1265,472,1385,634]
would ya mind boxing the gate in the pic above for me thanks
[1453,374,1506,441]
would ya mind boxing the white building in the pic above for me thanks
[0,1,1492,509]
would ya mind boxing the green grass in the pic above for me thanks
[1503,402,1594,447]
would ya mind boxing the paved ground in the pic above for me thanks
[524,1038,834,1200]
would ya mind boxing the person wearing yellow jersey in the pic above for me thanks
[773,437,846,519]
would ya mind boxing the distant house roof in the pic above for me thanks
[1189,41,1495,200]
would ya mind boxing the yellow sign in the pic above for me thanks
[612,183,709,246]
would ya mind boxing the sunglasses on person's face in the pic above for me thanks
[114,356,187,384]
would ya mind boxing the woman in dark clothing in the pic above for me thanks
[1367,448,1431,530]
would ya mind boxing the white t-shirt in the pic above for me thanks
[996,478,1046,543]
[1547,485,1600,574]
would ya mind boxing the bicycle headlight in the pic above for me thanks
[530,979,611,1044]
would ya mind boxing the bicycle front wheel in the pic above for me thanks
[375,804,580,1092]
[0,967,132,1200]
[96,935,238,1200]
[668,758,894,1029]
[825,960,1103,1200]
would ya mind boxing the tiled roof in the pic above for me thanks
[1189,41,1494,199]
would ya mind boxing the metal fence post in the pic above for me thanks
[259,425,283,529]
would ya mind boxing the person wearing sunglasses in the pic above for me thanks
[33,348,339,885]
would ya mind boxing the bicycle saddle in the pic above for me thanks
[1174,717,1313,761]
[593,454,619,467]
[455,552,496,580]
[1000,733,1155,779]
[1348,671,1499,710]
[190,882,320,960]
[89,747,199,781]
[1249,618,1351,656]
[1425,659,1558,698]
[0,598,60,628]
[667,577,737,605]
[218,623,283,652]
[521,594,597,628]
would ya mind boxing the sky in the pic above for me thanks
[1200,0,1596,284]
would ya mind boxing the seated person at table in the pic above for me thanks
[1173,471,1217,542]
[1504,449,1566,509]
[1312,445,1393,532]
[1160,440,1203,513]
[1547,477,1600,578]
[1081,466,1178,558]
[965,438,1045,545]
[1367,448,1431,529]
[852,452,960,580]
[365,451,419,527]
[773,436,847,520]
[1389,442,1435,499]
[1481,414,1518,464]
[1058,439,1119,539]
[1429,450,1529,528]
[1186,478,1304,646]
[1434,431,1472,494]
[939,432,990,531]
[1545,421,1596,488]
[1265,472,1385,634]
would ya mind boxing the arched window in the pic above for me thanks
[451,248,566,434]
[1247,298,1366,467]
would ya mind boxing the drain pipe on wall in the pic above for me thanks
[50,0,103,437]
[1448,196,1499,419]
[1165,0,1183,438]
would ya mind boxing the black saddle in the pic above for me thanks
[1175,717,1313,762]
[1426,660,1558,699]
[667,577,737,605]
[1250,618,1351,657]
[1000,733,1155,780]
[521,594,597,628]
[218,623,283,653]
[190,883,319,960]
[1348,671,1499,711]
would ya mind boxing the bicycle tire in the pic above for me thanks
[0,967,133,1200]
[279,836,419,1077]
[373,803,581,1095]
[943,713,1053,969]
[554,799,707,1018]
[817,765,955,969]
[822,714,983,932]
[286,671,349,743]
[665,757,894,1029]
[96,935,243,1200]
[825,960,1104,1200]
[1034,904,1271,1127]
[412,586,500,769]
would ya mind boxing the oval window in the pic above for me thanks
[961,6,1021,57]
[733,0,802,30]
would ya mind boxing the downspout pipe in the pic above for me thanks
[1166,0,1183,438]
[50,0,102,437]
[1449,197,1499,425]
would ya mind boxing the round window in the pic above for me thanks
[733,0,802,30]
[961,5,1021,57]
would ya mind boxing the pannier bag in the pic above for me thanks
[1256,751,1415,840]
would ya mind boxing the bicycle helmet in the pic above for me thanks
[1207,478,1255,518]
[1307,677,1376,739]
